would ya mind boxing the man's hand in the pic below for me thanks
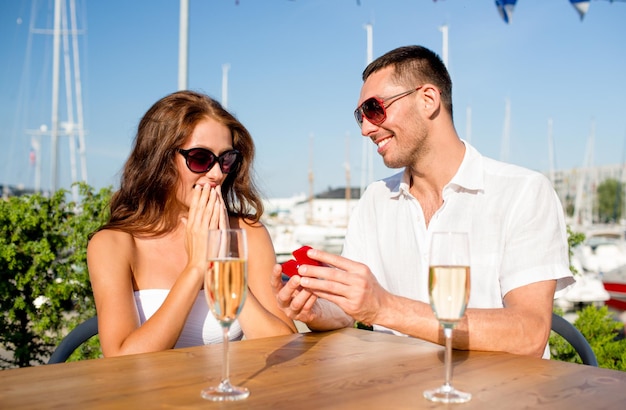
[295,248,389,327]
[271,247,387,330]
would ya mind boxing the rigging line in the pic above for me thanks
[70,0,88,185]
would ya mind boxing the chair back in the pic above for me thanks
[48,316,99,364]
[551,312,598,366]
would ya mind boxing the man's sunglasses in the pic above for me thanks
[177,148,241,174]
[354,86,422,127]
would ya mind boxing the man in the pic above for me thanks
[271,45,574,358]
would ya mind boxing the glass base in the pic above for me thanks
[423,385,471,404]
[201,382,250,402]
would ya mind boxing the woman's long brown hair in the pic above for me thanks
[97,90,263,237]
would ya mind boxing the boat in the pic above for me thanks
[568,226,626,311]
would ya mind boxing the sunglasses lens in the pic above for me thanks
[219,151,240,174]
[354,108,364,125]
[361,98,385,125]
[186,149,216,172]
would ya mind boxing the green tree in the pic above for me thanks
[596,178,624,223]
[0,183,111,368]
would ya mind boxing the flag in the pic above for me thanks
[495,0,517,24]
[570,0,590,20]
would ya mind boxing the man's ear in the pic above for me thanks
[420,84,441,118]
[422,85,440,110]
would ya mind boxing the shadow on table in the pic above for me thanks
[436,348,470,364]
[241,334,320,383]
[344,326,472,366]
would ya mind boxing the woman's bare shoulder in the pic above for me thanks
[89,228,134,247]
[87,229,136,262]
[230,217,270,238]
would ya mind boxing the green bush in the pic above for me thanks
[0,183,111,368]
[551,305,626,370]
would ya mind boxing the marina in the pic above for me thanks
[6,0,625,287]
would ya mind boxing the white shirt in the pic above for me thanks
[342,141,574,339]
[134,289,243,348]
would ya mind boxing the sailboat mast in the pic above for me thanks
[360,23,373,197]
[587,120,596,223]
[573,120,595,226]
[465,105,472,143]
[439,24,448,68]
[345,131,351,226]
[50,0,62,192]
[548,118,555,185]
[69,0,88,186]
[500,97,511,162]
[222,63,230,109]
[308,133,314,224]
[178,0,189,90]
[61,0,80,201]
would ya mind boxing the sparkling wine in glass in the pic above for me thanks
[201,229,249,401]
[423,231,472,404]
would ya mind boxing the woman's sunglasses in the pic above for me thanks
[354,86,422,128]
[177,148,241,174]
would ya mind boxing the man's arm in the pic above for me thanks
[293,249,555,358]
[375,279,555,357]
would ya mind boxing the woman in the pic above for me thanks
[87,90,296,357]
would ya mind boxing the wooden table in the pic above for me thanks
[1,328,625,409]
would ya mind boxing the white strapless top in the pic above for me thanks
[133,289,243,348]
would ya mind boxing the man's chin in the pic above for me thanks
[381,157,403,169]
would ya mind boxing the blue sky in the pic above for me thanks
[1,0,626,198]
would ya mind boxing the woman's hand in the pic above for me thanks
[181,184,229,285]
[214,185,229,230]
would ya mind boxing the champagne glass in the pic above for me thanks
[202,229,249,401]
[423,231,472,404]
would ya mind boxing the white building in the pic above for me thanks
[263,187,361,260]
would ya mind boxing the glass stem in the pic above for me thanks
[221,325,231,386]
[443,326,453,388]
